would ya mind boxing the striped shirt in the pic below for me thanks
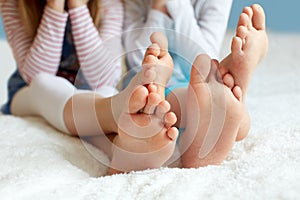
[0,0,123,90]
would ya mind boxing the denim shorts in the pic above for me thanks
[1,70,27,114]
[1,69,91,114]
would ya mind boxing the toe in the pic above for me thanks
[236,26,248,40]
[144,43,160,59]
[150,32,169,58]
[251,4,266,30]
[166,127,179,141]
[190,54,211,84]
[143,92,161,114]
[231,36,243,53]
[237,12,250,28]
[155,100,171,119]
[142,54,158,66]
[243,6,253,25]
[128,86,149,113]
[223,73,235,89]
[232,86,243,102]
[207,59,221,83]
[164,112,177,129]
[147,84,157,93]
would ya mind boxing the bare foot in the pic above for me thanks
[219,4,268,141]
[112,32,174,119]
[109,32,178,174]
[219,4,268,99]
[141,32,174,99]
[179,54,245,168]
[109,85,178,174]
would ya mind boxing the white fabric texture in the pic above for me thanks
[1,32,300,199]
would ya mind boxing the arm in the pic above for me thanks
[166,0,233,60]
[69,0,123,90]
[123,0,174,70]
[1,1,67,83]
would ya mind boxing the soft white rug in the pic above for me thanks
[1,32,300,199]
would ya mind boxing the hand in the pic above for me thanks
[152,0,168,8]
[68,0,89,9]
[47,0,65,13]
[152,0,169,15]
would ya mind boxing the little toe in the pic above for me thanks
[223,73,235,89]
[155,100,171,119]
[164,112,177,129]
[128,86,149,113]
[166,127,179,141]
[251,4,266,30]
[232,85,243,101]
[143,92,161,114]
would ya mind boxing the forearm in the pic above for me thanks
[22,6,67,82]
[69,4,122,89]
[3,2,67,83]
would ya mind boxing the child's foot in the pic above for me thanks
[108,32,177,174]
[109,86,178,174]
[179,54,245,168]
[141,32,174,99]
[112,32,174,119]
[219,4,268,99]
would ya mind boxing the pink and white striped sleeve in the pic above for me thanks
[2,1,68,83]
[69,0,123,90]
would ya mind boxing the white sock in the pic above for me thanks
[11,73,77,134]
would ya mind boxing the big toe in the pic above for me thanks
[128,86,149,113]
[150,32,169,54]
[190,54,211,85]
[251,4,266,30]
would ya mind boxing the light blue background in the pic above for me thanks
[228,0,300,32]
[0,0,299,39]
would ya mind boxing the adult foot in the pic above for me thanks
[219,4,268,99]
[179,54,245,168]
[109,85,178,174]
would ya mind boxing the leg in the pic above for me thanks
[63,32,174,135]
[179,55,244,168]
[12,32,174,138]
[11,73,76,134]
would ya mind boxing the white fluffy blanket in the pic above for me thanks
[1,32,300,199]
